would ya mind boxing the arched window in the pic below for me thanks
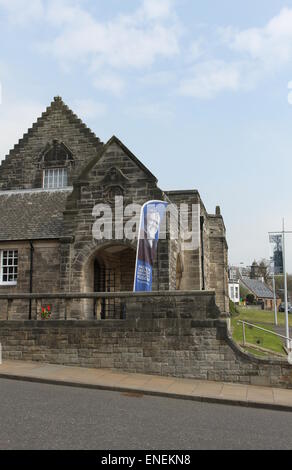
[37,140,74,189]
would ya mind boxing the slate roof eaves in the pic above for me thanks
[0,189,70,241]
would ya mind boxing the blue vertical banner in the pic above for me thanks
[269,234,284,275]
[134,200,168,292]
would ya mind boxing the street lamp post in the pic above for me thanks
[282,219,290,349]
[269,219,292,350]
[272,272,278,326]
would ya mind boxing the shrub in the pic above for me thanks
[229,299,239,316]
[246,294,255,305]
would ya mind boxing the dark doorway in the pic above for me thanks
[92,245,135,319]
[93,259,106,319]
[93,260,119,319]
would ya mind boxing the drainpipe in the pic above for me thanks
[29,240,34,320]
[200,216,205,290]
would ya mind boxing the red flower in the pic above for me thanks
[47,305,51,311]
[42,307,45,313]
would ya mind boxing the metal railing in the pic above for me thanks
[237,320,292,350]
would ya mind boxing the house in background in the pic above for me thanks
[240,277,280,310]
[228,281,240,304]
[228,266,240,304]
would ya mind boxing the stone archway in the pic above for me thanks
[82,242,136,319]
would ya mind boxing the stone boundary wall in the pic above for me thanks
[0,291,292,388]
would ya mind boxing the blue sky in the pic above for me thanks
[0,0,292,271]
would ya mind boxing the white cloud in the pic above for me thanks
[93,74,125,96]
[180,8,292,100]
[179,60,242,99]
[5,1,292,102]
[0,0,180,74]
[187,40,204,63]
[40,0,180,69]
[0,0,44,25]
[141,0,174,20]
[46,0,91,27]
[221,8,292,68]
[0,0,181,105]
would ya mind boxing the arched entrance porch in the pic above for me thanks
[82,243,136,319]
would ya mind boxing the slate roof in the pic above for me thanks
[240,277,274,299]
[0,188,71,241]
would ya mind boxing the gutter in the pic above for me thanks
[200,216,205,290]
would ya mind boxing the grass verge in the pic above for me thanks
[231,307,286,356]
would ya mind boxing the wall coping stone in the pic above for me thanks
[0,290,216,300]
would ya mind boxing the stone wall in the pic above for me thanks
[164,191,229,312]
[1,291,291,388]
[0,240,62,320]
[207,213,229,313]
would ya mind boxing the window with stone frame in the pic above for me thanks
[43,167,68,189]
[0,250,18,285]
[37,140,74,189]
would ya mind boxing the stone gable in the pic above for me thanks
[60,138,169,310]
[0,97,102,190]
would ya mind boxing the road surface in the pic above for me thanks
[0,378,292,450]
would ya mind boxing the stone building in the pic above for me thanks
[0,97,229,319]
[240,277,280,311]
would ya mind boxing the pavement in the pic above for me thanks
[1,360,292,412]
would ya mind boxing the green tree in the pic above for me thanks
[246,293,255,305]
[239,283,250,300]
[250,259,270,283]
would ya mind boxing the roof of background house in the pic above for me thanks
[240,277,274,299]
[0,188,71,240]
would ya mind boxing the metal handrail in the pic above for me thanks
[237,320,291,348]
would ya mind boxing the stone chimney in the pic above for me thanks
[216,206,221,216]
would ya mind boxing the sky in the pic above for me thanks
[0,0,292,271]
